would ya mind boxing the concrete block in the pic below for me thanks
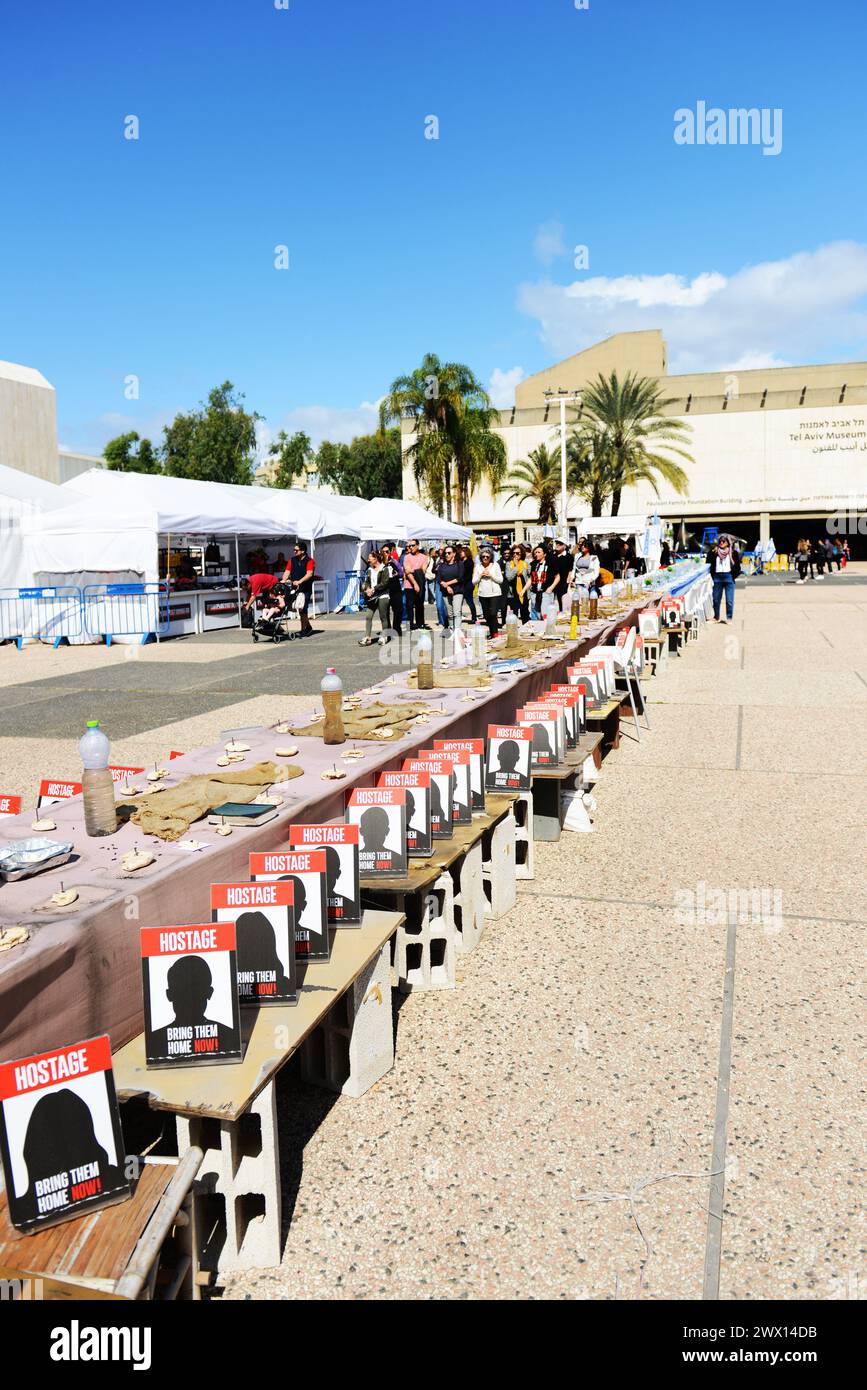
[512,791,535,880]
[482,807,517,919]
[394,872,457,992]
[177,1079,281,1275]
[450,838,486,953]
[301,939,394,1098]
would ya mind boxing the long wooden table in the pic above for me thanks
[0,603,649,1061]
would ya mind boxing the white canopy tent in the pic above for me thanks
[0,464,82,590]
[353,497,471,544]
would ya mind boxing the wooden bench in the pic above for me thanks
[0,1150,202,1301]
[530,733,605,841]
[585,694,631,754]
[361,794,519,986]
[113,908,404,1277]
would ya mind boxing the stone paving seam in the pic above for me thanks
[703,910,737,1300]
[514,890,867,928]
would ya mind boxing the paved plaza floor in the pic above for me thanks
[1,574,863,1299]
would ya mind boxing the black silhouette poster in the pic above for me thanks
[287,823,361,925]
[550,684,586,739]
[419,749,471,826]
[377,768,433,857]
[347,788,407,877]
[0,1035,130,1233]
[141,924,242,1066]
[485,724,532,791]
[250,849,330,962]
[434,737,485,812]
[518,705,564,768]
[210,880,297,1005]
[403,757,454,839]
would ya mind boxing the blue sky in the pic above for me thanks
[1,0,865,455]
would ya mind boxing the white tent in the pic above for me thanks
[64,468,281,539]
[353,497,471,544]
[578,514,648,537]
[0,464,81,590]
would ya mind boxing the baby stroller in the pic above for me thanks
[251,581,299,643]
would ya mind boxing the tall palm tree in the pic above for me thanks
[566,425,618,518]
[503,443,562,524]
[572,370,693,515]
[379,354,504,521]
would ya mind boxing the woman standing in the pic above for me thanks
[708,535,741,621]
[437,545,465,629]
[795,538,812,584]
[358,551,392,644]
[381,544,404,633]
[505,544,529,622]
[458,544,478,623]
[472,548,504,637]
[572,538,601,596]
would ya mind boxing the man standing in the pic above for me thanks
[285,541,315,637]
[401,539,429,630]
[708,535,741,623]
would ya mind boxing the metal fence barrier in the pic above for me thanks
[335,569,363,611]
[0,585,84,649]
[82,582,170,645]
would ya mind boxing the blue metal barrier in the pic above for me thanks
[0,585,84,649]
[82,582,170,645]
[335,570,363,612]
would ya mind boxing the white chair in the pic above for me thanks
[588,628,649,741]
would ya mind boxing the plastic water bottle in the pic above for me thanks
[79,720,117,837]
[321,668,345,745]
[504,611,521,651]
[416,633,434,689]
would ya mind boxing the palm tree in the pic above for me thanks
[566,425,618,518]
[571,370,692,515]
[379,354,505,521]
[503,444,562,524]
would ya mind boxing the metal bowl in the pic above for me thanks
[0,837,74,882]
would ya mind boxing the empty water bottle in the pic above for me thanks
[80,720,117,837]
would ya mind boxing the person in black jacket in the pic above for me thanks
[708,536,741,622]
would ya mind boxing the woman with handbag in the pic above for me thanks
[472,548,504,637]
[358,551,393,645]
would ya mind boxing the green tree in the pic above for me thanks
[103,431,162,474]
[162,381,261,485]
[267,430,314,489]
[379,353,505,522]
[502,443,562,524]
[316,429,402,498]
[571,371,692,515]
[566,424,618,517]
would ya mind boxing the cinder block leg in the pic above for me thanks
[532,776,564,842]
[451,840,486,952]
[177,1079,281,1276]
[301,939,394,1098]
[512,791,535,880]
[395,874,456,992]
[482,809,517,919]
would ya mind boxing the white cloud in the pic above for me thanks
[533,219,567,266]
[263,400,383,452]
[489,366,525,407]
[517,241,867,372]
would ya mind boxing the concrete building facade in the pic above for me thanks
[0,360,105,485]
[401,331,867,549]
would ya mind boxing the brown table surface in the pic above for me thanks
[529,733,605,780]
[112,908,404,1122]
[0,1158,176,1297]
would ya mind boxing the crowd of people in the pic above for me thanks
[791,536,848,582]
[357,535,643,645]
